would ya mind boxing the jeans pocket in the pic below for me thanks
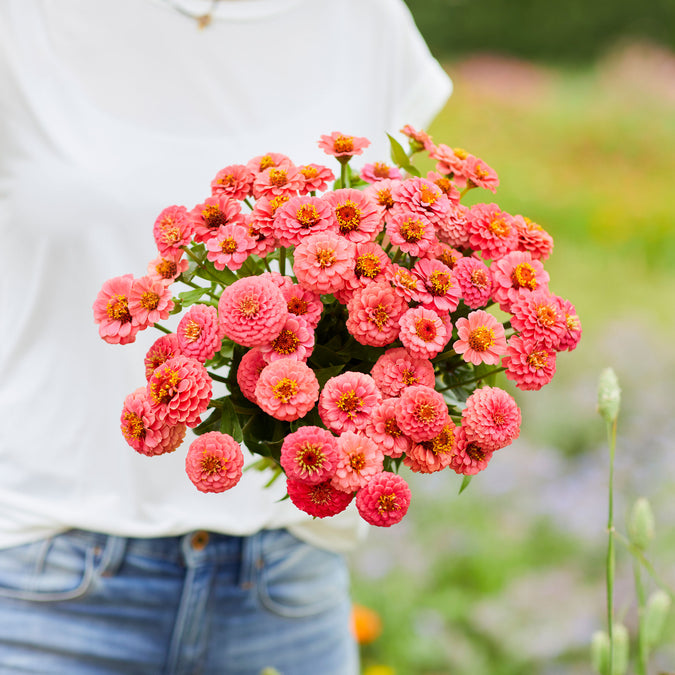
[256,530,349,619]
[0,530,106,602]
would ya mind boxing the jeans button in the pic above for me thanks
[190,531,209,551]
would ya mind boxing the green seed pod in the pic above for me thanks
[644,590,671,650]
[591,630,610,675]
[611,624,629,675]
[597,368,621,424]
[628,498,655,550]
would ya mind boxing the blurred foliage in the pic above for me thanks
[404,0,675,63]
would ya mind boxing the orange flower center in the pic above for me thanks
[122,412,145,441]
[159,217,181,245]
[183,319,202,343]
[378,493,400,513]
[536,304,558,327]
[270,195,290,214]
[217,173,236,187]
[202,204,227,229]
[474,164,490,180]
[373,162,392,178]
[349,453,366,471]
[384,417,402,437]
[431,424,455,455]
[333,135,354,153]
[466,443,485,462]
[156,259,178,280]
[468,326,495,352]
[396,270,419,291]
[438,250,459,269]
[272,329,300,355]
[336,390,363,417]
[355,253,382,279]
[272,377,298,402]
[335,202,362,233]
[140,291,160,311]
[259,155,275,171]
[470,269,489,289]
[150,368,181,405]
[106,295,131,323]
[511,262,537,290]
[429,270,452,295]
[375,188,394,209]
[414,402,437,423]
[200,453,224,476]
[301,166,318,180]
[287,297,308,316]
[402,368,419,386]
[414,318,437,342]
[527,350,549,370]
[238,296,260,318]
[434,177,453,194]
[488,216,510,238]
[399,217,426,243]
[419,185,438,205]
[296,204,320,228]
[269,168,288,187]
[369,304,390,330]
[316,247,336,268]
[221,237,238,254]
[454,148,468,160]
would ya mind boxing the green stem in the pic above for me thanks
[633,558,648,675]
[181,277,219,301]
[437,367,506,391]
[207,371,231,384]
[183,247,223,286]
[614,531,675,599]
[340,160,349,189]
[153,323,172,335]
[391,248,403,266]
[606,418,617,675]
[279,247,286,276]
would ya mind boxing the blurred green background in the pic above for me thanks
[348,3,675,674]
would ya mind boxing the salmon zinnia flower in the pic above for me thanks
[280,426,338,485]
[356,472,411,527]
[254,358,319,422]
[318,132,371,159]
[319,371,382,435]
[93,274,140,345]
[453,310,507,366]
[185,432,244,493]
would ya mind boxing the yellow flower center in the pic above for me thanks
[527,350,549,370]
[156,259,177,280]
[272,329,300,355]
[355,253,382,279]
[272,377,298,402]
[183,319,202,343]
[488,215,510,238]
[402,368,419,386]
[335,202,362,234]
[384,417,402,437]
[369,304,390,330]
[140,291,160,311]
[414,402,437,423]
[202,204,226,229]
[373,162,392,178]
[470,269,489,289]
[536,304,558,328]
[270,195,290,214]
[333,135,354,153]
[419,185,438,205]
[200,453,224,476]
[295,204,320,229]
[375,188,394,209]
[259,155,275,171]
[220,237,238,254]
[511,262,537,290]
[454,148,468,160]
[122,412,145,441]
[378,493,400,513]
[336,390,363,417]
[238,296,260,318]
[316,247,336,269]
[468,326,496,352]
[399,217,426,243]
[466,443,485,462]
[301,166,318,180]
[349,453,366,471]
[269,168,288,187]
[429,270,452,296]
[106,295,131,323]
[150,369,181,405]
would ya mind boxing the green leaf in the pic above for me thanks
[219,396,243,442]
[178,288,208,304]
[388,133,410,168]
[313,365,346,388]
[458,475,473,495]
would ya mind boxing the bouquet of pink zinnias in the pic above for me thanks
[93,127,581,528]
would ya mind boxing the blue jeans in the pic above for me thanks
[0,529,359,674]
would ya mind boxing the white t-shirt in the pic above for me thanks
[0,0,451,550]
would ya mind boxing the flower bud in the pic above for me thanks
[597,368,621,424]
[644,590,671,650]
[591,630,610,675]
[627,497,655,551]
[611,624,629,675]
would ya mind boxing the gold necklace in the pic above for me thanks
[164,0,221,29]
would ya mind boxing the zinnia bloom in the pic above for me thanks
[395,385,449,442]
[466,203,518,261]
[510,289,567,350]
[491,250,550,312]
[385,211,436,257]
[364,398,412,458]
[318,132,371,159]
[218,276,288,348]
[324,189,381,244]
[147,355,212,427]
[361,162,402,183]
[246,152,292,175]
[93,274,140,345]
[147,250,189,285]
[503,335,557,391]
[429,143,469,177]
[331,431,384,493]
[398,306,449,360]
[412,258,462,314]
[387,264,424,304]
[177,304,223,363]
[453,256,493,309]
[252,164,304,200]
[436,203,471,249]
[355,472,411,527]
[556,298,582,352]
[254,358,319,422]
[185,432,244,493]
[280,426,338,484]
[346,280,407,348]
[370,347,435,398]
[210,164,255,201]
[205,223,256,272]
[297,163,335,194]
[153,205,193,257]
[513,214,554,261]
[190,195,244,244]
[128,275,174,329]
[273,195,334,248]
[453,310,507,366]
[403,422,456,474]
[293,231,356,295]
[400,124,433,151]
[286,479,354,519]
[463,154,499,193]
[462,386,521,451]
[144,333,182,380]
[319,371,382,434]
[450,426,494,475]
[259,314,314,363]
[120,388,167,456]
[282,284,323,331]
[236,348,268,404]
[392,177,450,226]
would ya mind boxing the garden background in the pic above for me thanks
[348,1,675,673]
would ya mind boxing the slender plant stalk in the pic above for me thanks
[606,416,617,675]
[633,558,648,675]
[340,161,349,189]
[153,322,172,334]
[438,367,506,391]
[279,247,286,276]
[183,247,223,285]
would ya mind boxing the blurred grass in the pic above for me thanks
[350,47,675,675]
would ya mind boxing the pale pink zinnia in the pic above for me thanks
[292,231,356,295]
[93,274,140,345]
[453,310,507,366]
[248,194,290,243]
[491,250,550,312]
[345,280,407,348]
[363,178,401,224]
[297,163,335,194]
[144,333,182,380]
[190,195,244,244]
[395,385,449,443]
[398,306,449,360]
[392,177,451,226]
[286,478,354,519]
[280,426,338,485]
[331,431,384,493]
[317,132,371,159]
[218,276,288,348]
[453,256,493,309]
[344,241,393,294]
[556,298,582,352]
[246,152,292,175]
[387,264,424,304]
[450,426,494,476]
[385,211,436,257]
[252,164,303,200]
[370,347,435,398]
[325,189,381,244]
[177,304,222,363]
[236,348,268,404]
[466,203,519,261]
[403,422,457,474]
[355,472,411,528]
[513,214,554,261]
[319,371,382,434]
[436,203,471,249]
[210,164,255,201]
[462,386,521,451]
[120,387,167,456]
[510,289,567,350]
[254,358,319,422]
[259,314,314,363]
[463,154,499,193]
[429,143,470,177]
[147,355,212,427]
[205,223,256,272]
[413,258,462,314]
[426,171,461,205]
[147,250,189,286]
[282,284,323,331]
[273,195,334,248]
[185,432,244,493]
[503,335,557,391]
[361,162,402,184]
[128,275,174,329]
[364,397,412,459]
[153,205,193,257]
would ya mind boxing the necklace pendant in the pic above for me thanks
[196,13,212,29]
